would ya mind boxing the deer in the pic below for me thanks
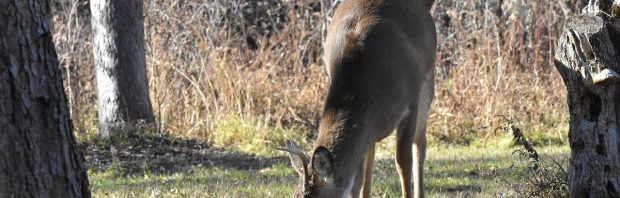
[279,0,436,197]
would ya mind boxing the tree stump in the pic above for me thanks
[554,2,620,197]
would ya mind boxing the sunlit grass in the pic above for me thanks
[89,143,569,198]
[210,115,309,156]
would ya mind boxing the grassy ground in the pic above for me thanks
[88,138,568,198]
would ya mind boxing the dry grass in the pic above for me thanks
[52,0,584,146]
[496,117,569,197]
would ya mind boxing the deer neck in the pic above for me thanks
[314,108,372,185]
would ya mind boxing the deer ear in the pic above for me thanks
[311,146,334,180]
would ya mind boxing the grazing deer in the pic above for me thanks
[279,0,436,197]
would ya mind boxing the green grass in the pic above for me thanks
[210,115,309,156]
[89,143,569,197]
[90,165,295,197]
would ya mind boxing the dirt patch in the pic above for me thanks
[80,133,284,175]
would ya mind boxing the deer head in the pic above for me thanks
[279,140,352,198]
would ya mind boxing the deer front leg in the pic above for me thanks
[361,144,375,198]
[350,144,375,198]
[350,161,364,198]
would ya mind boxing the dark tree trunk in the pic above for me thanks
[0,1,90,197]
[554,1,620,197]
[91,0,155,138]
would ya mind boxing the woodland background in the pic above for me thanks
[53,0,586,149]
[46,0,593,196]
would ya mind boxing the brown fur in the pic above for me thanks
[286,0,437,197]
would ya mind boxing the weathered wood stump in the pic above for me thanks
[554,1,620,197]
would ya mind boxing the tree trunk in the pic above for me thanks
[0,1,90,197]
[554,0,620,197]
[91,0,155,138]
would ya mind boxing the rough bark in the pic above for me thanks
[554,1,620,197]
[0,1,90,197]
[91,0,154,138]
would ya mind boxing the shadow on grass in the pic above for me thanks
[92,155,524,196]
[82,133,288,175]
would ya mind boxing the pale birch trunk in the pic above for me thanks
[91,0,155,138]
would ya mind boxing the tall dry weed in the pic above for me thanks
[52,0,579,145]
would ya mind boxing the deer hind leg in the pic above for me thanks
[396,111,418,198]
[397,74,434,198]
[397,112,430,198]
[350,144,375,198]
[412,73,434,198]
[412,127,427,198]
